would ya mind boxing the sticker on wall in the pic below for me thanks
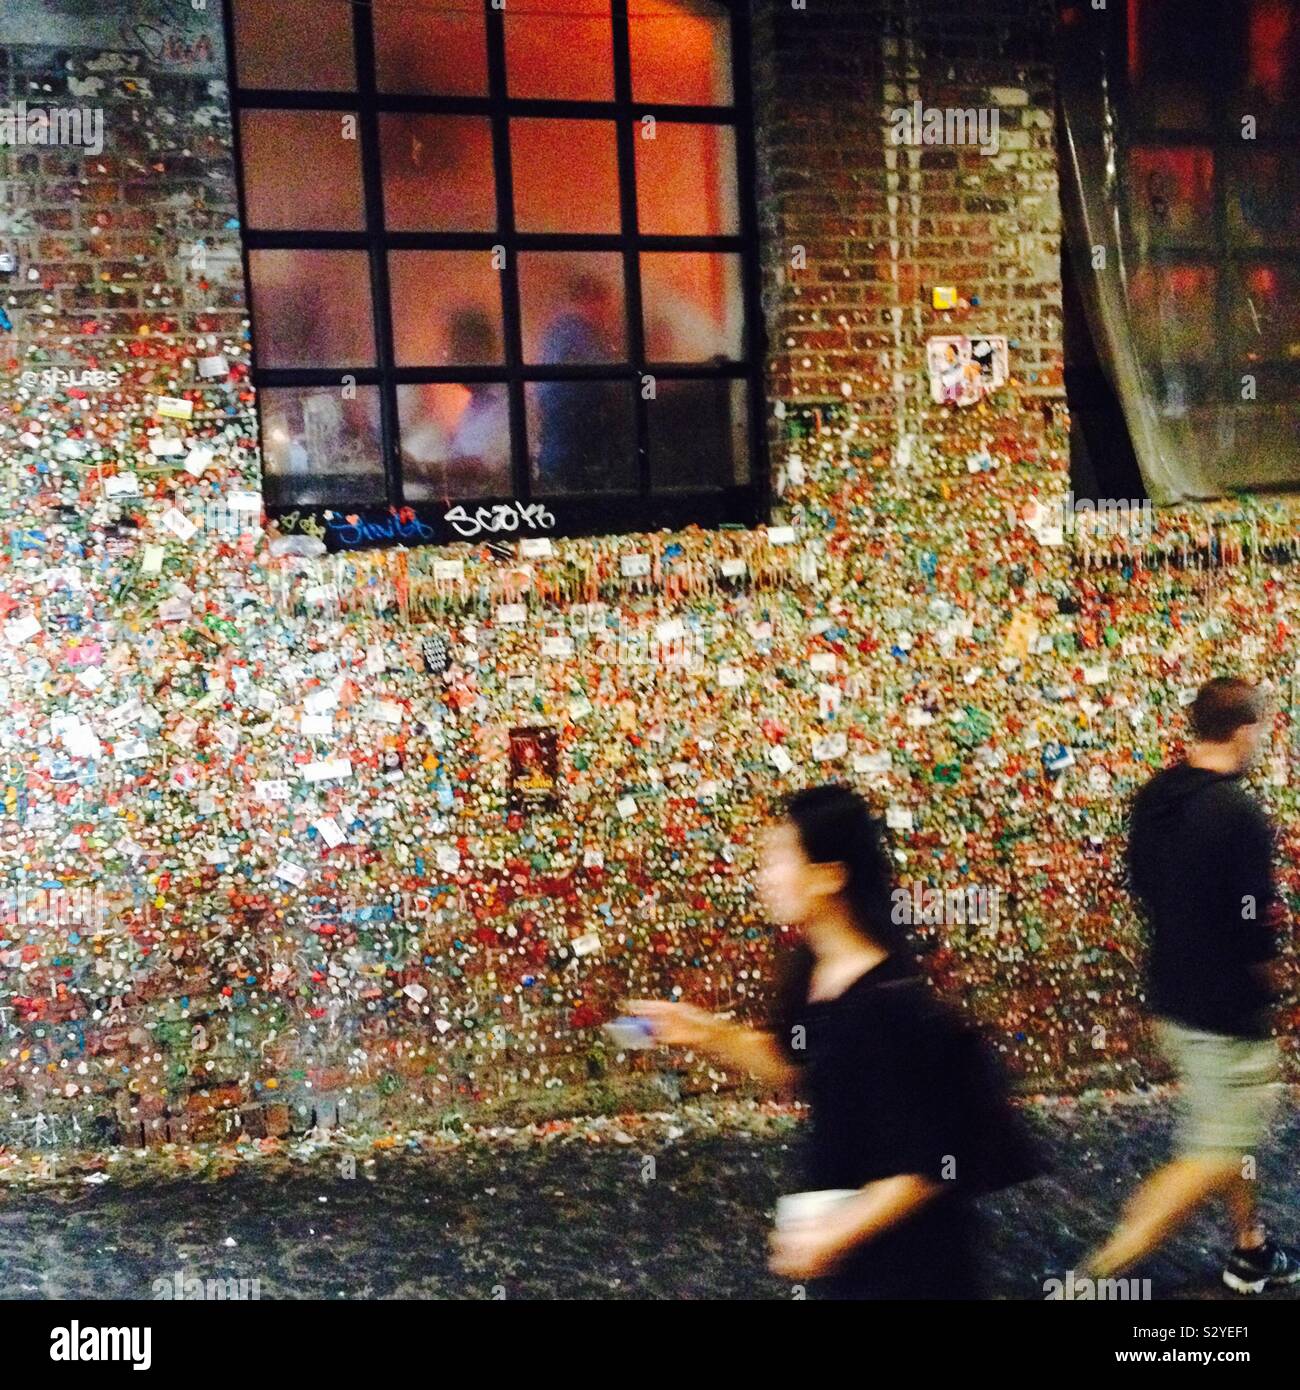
[926,334,1009,407]
[509,725,559,813]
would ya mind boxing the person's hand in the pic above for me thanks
[622,998,726,1049]
[768,1215,856,1281]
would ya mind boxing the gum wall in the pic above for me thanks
[0,0,1297,1152]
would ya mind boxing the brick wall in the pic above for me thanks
[0,1,1296,1156]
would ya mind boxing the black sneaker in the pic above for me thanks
[1222,1241,1300,1295]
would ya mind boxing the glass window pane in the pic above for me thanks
[635,121,738,235]
[248,250,375,369]
[259,385,385,506]
[381,115,496,232]
[629,0,733,106]
[388,252,505,367]
[1225,0,1300,132]
[511,119,621,233]
[518,253,626,364]
[1229,151,1300,246]
[398,383,513,500]
[1222,406,1300,487]
[641,252,743,361]
[1127,0,1213,128]
[1128,264,1218,365]
[647,378,749,489]
[506,0,614,101]
[527,380,636,493]
[373,0,488,95]
[1233,264,1300,365]
[1125,147,1214,249]
[232,0,355,91]
[240,110,365,230]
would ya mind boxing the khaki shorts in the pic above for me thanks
[1156,1018,1282,1161]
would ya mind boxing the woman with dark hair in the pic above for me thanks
[628,783,1042,1300]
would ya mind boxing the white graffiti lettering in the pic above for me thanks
[444,502,556,539]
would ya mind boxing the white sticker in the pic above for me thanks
[113,737,149,762]
[496,603,527,626]
[718,665,745,688]
[768,745,794,774]
[103,472,140,497]
[616,795,638,819]
[314,816,346,849]
[254,779,290,803]
[620,553,651,578]
[4,614,41,645]
[274,860,307,888]
[197,355,229,379]
[160,507,198,541]
[810,652,836,673]
[433,559,464,582]
[373,700,404,725]
[167,717,199,748]
[812,731,847,761]
[572,932,601,957]
[149,436,185,457]
[104,697,144,729]
[157,395,194,419]
[886,806,914,831]
[766,525,795,545]
[301,712,333,737]
[519,537,553,558]
[720,557,746,578]
[183,447,214,477]
[60,721,102,760]
[542,635,574,658]
[303,686,339,715]
[141,544,165,574]
[303,758,352,783]
[436,845,461,873]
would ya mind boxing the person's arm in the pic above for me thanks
[1232,802,1284,996]
[624,999,801,1090]
[768,1174,944,1280]
[1125,788,1155,912]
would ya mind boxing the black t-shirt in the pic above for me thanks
[1127,763,1279,1038]
[779,949,1043,1298]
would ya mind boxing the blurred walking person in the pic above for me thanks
[1084,676,1297,1293]
[628,784,1043,1300]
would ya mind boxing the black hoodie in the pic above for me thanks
[1127,762,1279,1038]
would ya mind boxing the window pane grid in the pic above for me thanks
[1119,0,1300,408]
[227,0,759,525]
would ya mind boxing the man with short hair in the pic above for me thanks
[1085,676,1297,1293]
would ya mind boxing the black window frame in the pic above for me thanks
[221,0,769,543]
[1110,0,1300,414]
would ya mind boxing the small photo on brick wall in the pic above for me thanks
[927,334,1009,407]
[508,726,559,813]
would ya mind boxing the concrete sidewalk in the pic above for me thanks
[0,1094,1295,1299]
